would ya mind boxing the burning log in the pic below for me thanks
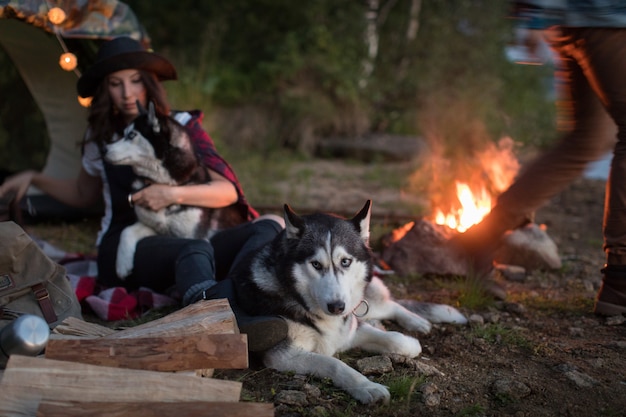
[380,218,561,277]
[380,218,467,277]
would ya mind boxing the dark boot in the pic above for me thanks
[594,265,626,316]
[202,279,288,352]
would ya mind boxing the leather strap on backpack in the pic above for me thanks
[31,283,58,324]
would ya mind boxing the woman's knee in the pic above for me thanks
[253,214,285,234]
[176,239,215,264]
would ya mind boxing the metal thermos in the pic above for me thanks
[0,314,50,359]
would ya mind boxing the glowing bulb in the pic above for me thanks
[78,96,92,107]
[59,52,77,71]
[48,7,66,25]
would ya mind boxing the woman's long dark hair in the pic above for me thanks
[83,69,171,149]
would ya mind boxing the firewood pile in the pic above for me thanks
[0,299,274,416]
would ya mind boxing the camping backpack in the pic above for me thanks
[0,221,83,329]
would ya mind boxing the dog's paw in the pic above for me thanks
[398,300,468,325]
[383,331,422,358]
[116,253,134,279]
[350,381,390,405]
[398,313,432,334]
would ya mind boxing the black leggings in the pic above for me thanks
[126,218,282,297]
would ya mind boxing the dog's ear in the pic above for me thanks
[147,101,161,134]
[284,204,304,239]
[351,200,372,244]
[136,100,147,115]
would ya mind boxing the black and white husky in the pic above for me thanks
[231,200,466,404]
[104,102,243,278]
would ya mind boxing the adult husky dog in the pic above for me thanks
[104,102,243,278]
[231,200,466,404]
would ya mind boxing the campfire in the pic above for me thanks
[430,136,520,233]
[381,137,561,276]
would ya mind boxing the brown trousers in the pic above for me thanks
[495,27,626,265]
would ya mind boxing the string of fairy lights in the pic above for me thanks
[47,7,77,71]
[46,6,92,106]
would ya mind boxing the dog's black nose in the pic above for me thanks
[327,301,345,315]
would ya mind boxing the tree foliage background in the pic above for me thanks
[0,0,555,172]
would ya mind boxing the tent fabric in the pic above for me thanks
[0,1,148,217]
[0,18,87,181]
[0,0,148,41]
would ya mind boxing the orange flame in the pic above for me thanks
[431,137,519,233]
[434,182,493,232]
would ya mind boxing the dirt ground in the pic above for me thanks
[21,163,626,417]
[216,174,626,417]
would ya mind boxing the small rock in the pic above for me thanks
[504,302,527,315]
[608,341,626,349]
[423,344,436,355]
[494,223,562,270]
[419,382,438,396]
[414,361,445,377]
[274,390,308,406]
[469,314,485,325]
[555,363,598,388]
[423,393,441,407]
[310,406,328,417]
[419,382,441,407]
[605,315,626,326]
[496,264,527,282]
[483,312,501,323]
[386,354,445,376]
[569,327,584,337]
[564,370,598,388]
[303,383,321,398]
[491,378,532,399]
[356,355,393,375]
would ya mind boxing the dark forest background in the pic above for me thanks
[0,0,555,173]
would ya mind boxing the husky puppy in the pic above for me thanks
[231,200,466,404]
[104,102,242,278]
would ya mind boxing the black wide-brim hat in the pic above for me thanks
[77,36,177,98]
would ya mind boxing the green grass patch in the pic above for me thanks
[468,323,532,350]
[455,274,498,310]
[385,373,427,405]
[456,403,488,417]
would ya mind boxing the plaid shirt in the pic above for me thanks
[182,110,259,221]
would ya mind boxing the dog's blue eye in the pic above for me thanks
[127,131,136,139]
[341,258,352,268]
[311,261,322,270]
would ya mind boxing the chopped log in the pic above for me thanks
[0,355,242,416]
[105,299,238,339]
[37,401,274,417]
[44,333,248,371]
[52,317,116,338]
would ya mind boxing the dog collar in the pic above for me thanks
[352,299,369,318]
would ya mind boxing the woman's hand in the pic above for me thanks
[131,184,177,211]
[0,170,37,202]
[130,169,238,211]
